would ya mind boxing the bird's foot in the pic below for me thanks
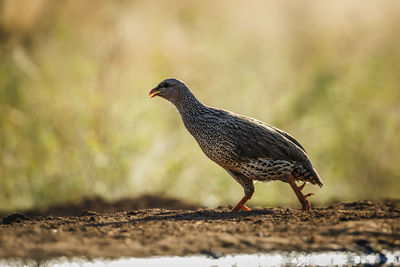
[230,195,252,212]
[299,183,313,211]
[240,205,252,211]
[304,193,314,198]
[298,182,307,191]
[230,204,251,212]
[301,193,314,212]
[289,178,315,212]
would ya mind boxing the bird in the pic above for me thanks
[149,78,323,212]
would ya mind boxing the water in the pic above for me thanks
[1,251,400,267]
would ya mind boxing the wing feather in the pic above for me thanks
[221,111,308,162]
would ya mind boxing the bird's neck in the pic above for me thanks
[172,90,207,118]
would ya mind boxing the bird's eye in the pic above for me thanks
[163,82,170,88]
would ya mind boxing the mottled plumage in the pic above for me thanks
[150,78,323,211]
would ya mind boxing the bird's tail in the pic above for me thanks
[308,166,323,187]
[294,161,323,187]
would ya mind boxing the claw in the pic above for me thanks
[302,200,311,212]
[289,177,315,212]
[304,193,314,198]
[231,195,252,212]
[239,205,252,211]
[301,193,314,211]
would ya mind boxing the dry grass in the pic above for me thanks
[0,0,399,210]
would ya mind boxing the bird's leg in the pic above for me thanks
[230,182,254,212]
[298,182,306,191]
[231,195,251,212]
[226,170,254,212]
[299,182,314,198]
[288,176,313,212]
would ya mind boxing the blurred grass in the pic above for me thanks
[0,0,400,211]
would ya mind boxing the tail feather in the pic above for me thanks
[294,161,323,187]
[308,166,323,187]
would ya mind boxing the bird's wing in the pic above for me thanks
[271,126,306,153]
[222,112,309,162]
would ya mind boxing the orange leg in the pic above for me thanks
[230,195,252,212]
[298,182,306,191]
[288,177,314,212]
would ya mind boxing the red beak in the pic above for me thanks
[149,88,161,98]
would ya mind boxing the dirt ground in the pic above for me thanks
[0,196,399,261]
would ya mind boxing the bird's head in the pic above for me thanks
[149,78,190,103]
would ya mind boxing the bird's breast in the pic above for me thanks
[183,119,241,169]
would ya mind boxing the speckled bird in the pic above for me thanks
[149,78,323,212]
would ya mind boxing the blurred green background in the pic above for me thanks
[1,0,399,211]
